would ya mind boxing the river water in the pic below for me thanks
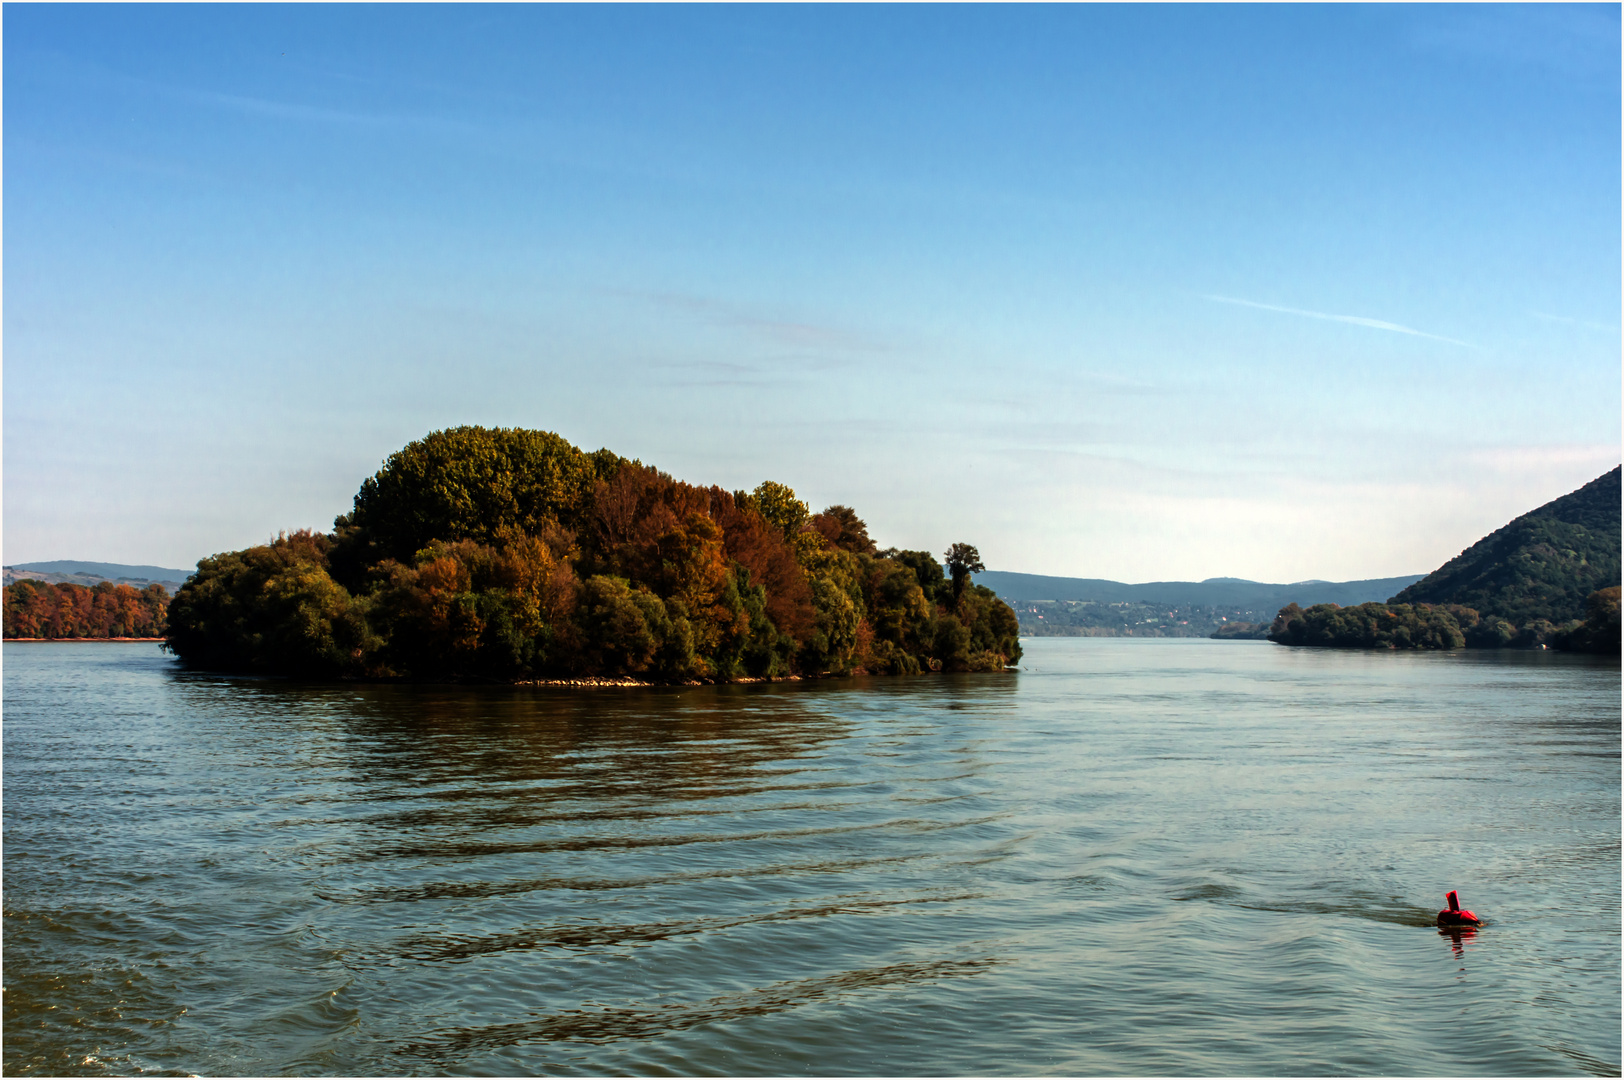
[3,638,1618,1076]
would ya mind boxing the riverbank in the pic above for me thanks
[4,637,166,643]
[514,673,809,688]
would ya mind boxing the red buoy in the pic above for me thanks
[1437,890,1481,927]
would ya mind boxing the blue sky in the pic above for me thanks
[5,4,1619,582]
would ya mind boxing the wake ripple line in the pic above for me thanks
[396,957,1002,1059]
[314,850,938,904]
[334,811,1009,864]
[384,891,986,963]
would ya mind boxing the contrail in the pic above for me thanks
[1204,294,1475,348]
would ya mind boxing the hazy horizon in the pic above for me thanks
[6,6,1619,581]
[2,556,1430,591]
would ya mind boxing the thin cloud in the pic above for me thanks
[1204,294,1475,348]
[196,89,483,137]
[1466,442,1621,473]
[617,289,892,354]
[1531,311,1619,334]
[68,57,433,130]
[203,90,388,126]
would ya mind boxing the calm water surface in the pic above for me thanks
[4,639,1619,1076]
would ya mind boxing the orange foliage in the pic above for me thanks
[710,487,815,641]
[4,580,170,639]
[809,505,878,555]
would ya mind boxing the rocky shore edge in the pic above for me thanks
[513,674,809,688]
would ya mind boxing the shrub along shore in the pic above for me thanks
[164,427,1022,682]
[1266,589,1619,653]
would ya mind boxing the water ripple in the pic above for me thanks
[4,640,1618,1076]
[397,957,1003,1059]
[384,892,985,963]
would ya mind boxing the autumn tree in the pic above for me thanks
[712,487,815,642]
[3,579,170,639]
[810,505,878,555]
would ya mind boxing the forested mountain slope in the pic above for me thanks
[1269,467,1620,651]
[1389,466,1620,625]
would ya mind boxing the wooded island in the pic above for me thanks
[163,427,1022,681]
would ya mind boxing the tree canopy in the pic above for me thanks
[342,427,614,564]
[1268,601,1472,650]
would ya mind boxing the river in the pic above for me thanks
[4,638,1618,1075]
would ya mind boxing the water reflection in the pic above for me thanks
[1439,925,1479,958]
[153,670,1025,1070]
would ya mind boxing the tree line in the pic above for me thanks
[164,426,1023,680]
[1267,587,1620,654]
[3,579,170,639]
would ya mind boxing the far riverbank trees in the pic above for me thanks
[3,579,169,639]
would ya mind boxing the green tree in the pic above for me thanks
[795,545,866,673]
[883,549,949,606]
[1557,586,1621,654]
[574,576,659,674]
[166,530,368,674]
[346,426,602,563]
[944,543,985,608]
[750,481,810,538]
[1267,601,1467,650]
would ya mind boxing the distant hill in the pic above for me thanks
[979,570,1428,639]
[978,571,1426,611]
[1389,466,1621,625]
[5,561,192,594]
